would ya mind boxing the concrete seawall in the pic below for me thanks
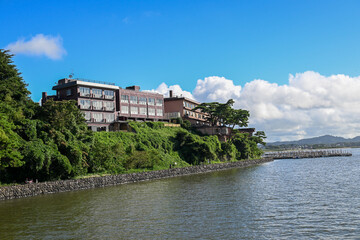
[0,158,273,201]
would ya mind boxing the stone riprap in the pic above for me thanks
[0,158,273,201]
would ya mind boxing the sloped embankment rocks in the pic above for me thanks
[0,158,273,201]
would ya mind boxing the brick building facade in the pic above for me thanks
[163,90,207,125]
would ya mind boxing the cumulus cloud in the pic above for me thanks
[6,34,67,60]
[193,76,242,102]
[155,72,360,141]
[150,82,194,99]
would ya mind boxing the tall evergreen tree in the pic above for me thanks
[0,50,30,170]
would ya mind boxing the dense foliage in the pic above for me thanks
[0,49,265,184]
[194,99,249,129]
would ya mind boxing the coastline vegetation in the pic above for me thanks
[0,49,265,185]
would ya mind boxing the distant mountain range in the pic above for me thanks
[267,135,360,147]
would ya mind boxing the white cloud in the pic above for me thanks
[156,72,360,141]
[193,76,242,103]
[6,34,67,60]
[150,82,194,99]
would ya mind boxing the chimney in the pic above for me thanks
[41,92,47,105]
[169,90,173,98]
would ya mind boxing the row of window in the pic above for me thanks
[183,101,196,109]
[121,106,163,116]
[83,109,163,122]
[79,100,115,110]
[121,95,162,106]
[184,110,205,119]
[79,87,114,99]
[84,112,115,122]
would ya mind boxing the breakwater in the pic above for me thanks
[263,149,352,159]
[0,158,272,201]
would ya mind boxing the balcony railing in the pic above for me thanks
[92,106,103,110]
[165,112,181,119]
[80,105,91,110]
[93,118,104,123]
[79,92,91,97]
[105,95,114,100]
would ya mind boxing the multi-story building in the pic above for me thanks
[42,78,164,131]
[163,90,255,141]
[164,90,207,125]
[116,85,164,122]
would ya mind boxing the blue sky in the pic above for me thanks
[2,0,360,141]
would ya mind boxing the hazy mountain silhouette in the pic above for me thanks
[268,135,360,146]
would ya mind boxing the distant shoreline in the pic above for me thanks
[0,158,273,201]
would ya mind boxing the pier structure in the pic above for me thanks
[263,149,352,160]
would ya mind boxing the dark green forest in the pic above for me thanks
[0,49,265,184]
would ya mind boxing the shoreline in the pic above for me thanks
[0,158,273,201]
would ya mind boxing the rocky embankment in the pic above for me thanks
[0,158,273,201]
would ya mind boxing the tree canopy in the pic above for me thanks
[194,99,249,129]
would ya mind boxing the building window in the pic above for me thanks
[183,101,195,109]
[139,107,147,115]
[84,112,91,121]
[104,113,115,122]
[130,96,138,104]
[93,113,103,122]
[156,99,163,106]
[121,105,129,114]
[148,98,155,105]
[66,89,72,96]
[80,99,91,109]
[104,101,114,111]
[139,97,147,105]
[156,109,163,116]
[130,106,138,114]
[148,108,155,116]
[92,88,102,98]
[104,90,114,99]
[121,95,129,103]
[167,112,181,119]
[79,87,90,97]
[92,100,102,110]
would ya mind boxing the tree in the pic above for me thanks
[0,49,31,171]
[251,131,267,146]
[0,49,94,182]
[0,113,24,170]
[39,99,88,134]
[174,131,218,165]
[194,99,249,129]
[232,133,251,159]
[226,109,249,130]
[194,102,221,126]
[232,132,265,160]
[0,50,30,105]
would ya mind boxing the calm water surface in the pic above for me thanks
[1,149,360,239]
